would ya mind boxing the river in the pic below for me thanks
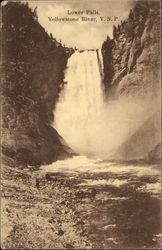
[41,156,161,249]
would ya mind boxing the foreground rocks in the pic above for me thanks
[1,164,92,249]
[1,160,161,249]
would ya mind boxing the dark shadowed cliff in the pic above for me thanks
[1,2,74,166]
[102,1,161,161]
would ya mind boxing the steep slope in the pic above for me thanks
[102,1,160,96]
[1,2,74,166]
[102,1,161,161]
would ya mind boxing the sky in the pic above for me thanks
[27,0,134,49]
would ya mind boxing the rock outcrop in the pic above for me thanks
[102,1,161,161]
[102,1,160,97]
[1,2,74,166]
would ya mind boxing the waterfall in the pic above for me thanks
[54,50,105,157]
[54,50,157,160]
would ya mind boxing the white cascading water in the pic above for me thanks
[43,50,160,201]
[54,50,105,157]
[54,50,157,159]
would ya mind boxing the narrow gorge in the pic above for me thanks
[1,1,161,249]
[2,1,161,166]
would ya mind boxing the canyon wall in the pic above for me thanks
[1,2,74,166]
[1,1,161,165]
[102,1,160,96]
[102,1,161,161]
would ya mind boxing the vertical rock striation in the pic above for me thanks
[102,1,160,97]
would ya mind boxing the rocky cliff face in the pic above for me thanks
[102,1,160,97]
[102,1,161,161]
[2,2,74,166]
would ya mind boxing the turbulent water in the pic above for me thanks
[48,50,161,248]
[41,156,161,195]
[41,156,161,248]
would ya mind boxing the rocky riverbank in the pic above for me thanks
[1,164,92,249]
[1,157,161,249]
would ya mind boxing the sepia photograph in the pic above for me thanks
[1,0,161,249]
